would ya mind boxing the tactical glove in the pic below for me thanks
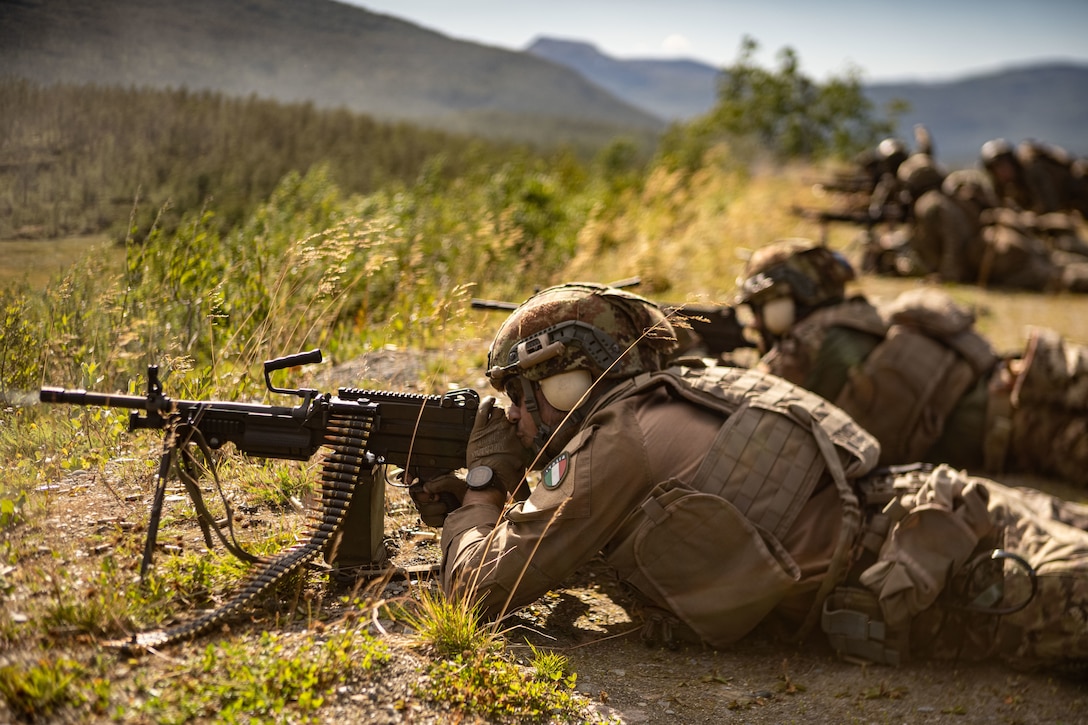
[409,473,467,528]
[467,396,529,495]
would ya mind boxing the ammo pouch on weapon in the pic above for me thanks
[835,289,997,465]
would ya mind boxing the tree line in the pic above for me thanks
[0,80,537,241]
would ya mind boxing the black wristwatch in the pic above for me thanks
[465,465,498,491]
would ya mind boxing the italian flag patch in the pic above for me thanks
[541,452,569,489]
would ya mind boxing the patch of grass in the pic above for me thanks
[2,407,127,495]
[398,583,500,658]
[0,492,26,530]
[424,649,602,724]
[9,512,299,647]
[136,628,389,724]
[38,552,170,640]
[219,455,318,512]
[528,641,574,685]
[400,587,611,723]
[0,656,109,721]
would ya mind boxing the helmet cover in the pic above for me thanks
[486,283,677,392]
[735,239,854,309]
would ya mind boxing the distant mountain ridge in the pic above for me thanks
[527,37,720,121]
[4,0,1087,165]
[527,38,1088,165]
[0,0,663,144]
[865,64,1088,165]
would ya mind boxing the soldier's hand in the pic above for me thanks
[409,474,467,528]
[467,396,529,495]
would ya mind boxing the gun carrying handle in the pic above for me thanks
[264,349,322,395]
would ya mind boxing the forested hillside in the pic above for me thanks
[0,0,662,145]
[0,81,543,240]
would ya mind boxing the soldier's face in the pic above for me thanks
[504,379,564,449]
[992,158,1017,183]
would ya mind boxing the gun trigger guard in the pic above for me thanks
[384,466,408,487]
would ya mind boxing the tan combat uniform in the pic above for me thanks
[1014,141,1088,217]
[759,289,1088,485]
[443,365,877,646]
[909,188,1087,290]
[440,363,1088,670]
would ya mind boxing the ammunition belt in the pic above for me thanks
[106,409,375,652]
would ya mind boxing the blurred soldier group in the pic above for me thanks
[733,239,1088,484]
[804,130,1088,292]
[406,274,1088,675]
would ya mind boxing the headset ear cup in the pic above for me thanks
[760,296,796,335]
[538,370,594,411]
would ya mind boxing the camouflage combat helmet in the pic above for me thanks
[1018,139,1072,167]
[735,239,854,309]
[980,138,1016,167]
[896,154,945,198]
[486,283,677,392]
[942,169,996,208]
[877,137,909,171]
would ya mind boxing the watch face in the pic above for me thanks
[466,466,494,489]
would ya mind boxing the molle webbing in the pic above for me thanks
[597,366,877,540]
[689,400,822,539]
[597,365,877,643]
[106,404,376,652]
[806,300,889,338]
[681,366,873,541]
[674,365,878,471]
[787,300,888,360]
[833,326,975,465]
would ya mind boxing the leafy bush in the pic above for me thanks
[658,36,901,169]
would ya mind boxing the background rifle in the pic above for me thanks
[664,303,754,358]
[40,349,479,648]
[472,282,754,359]
[791,203,911,247]
[808,173,876,196]
[791,203,908,227]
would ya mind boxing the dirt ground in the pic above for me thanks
[5,467,1086,725]
[4,347,1087,724]
[508,557,1088,725]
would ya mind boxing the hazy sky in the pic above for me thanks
[343,1,1088,83]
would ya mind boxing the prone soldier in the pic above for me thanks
[797,130,940,275]
[734,239,1088,484]
[406,282,1088,672]
[890,167,1088,290]
[982,138,1088,218]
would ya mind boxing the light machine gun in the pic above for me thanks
[39,349,479,649]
